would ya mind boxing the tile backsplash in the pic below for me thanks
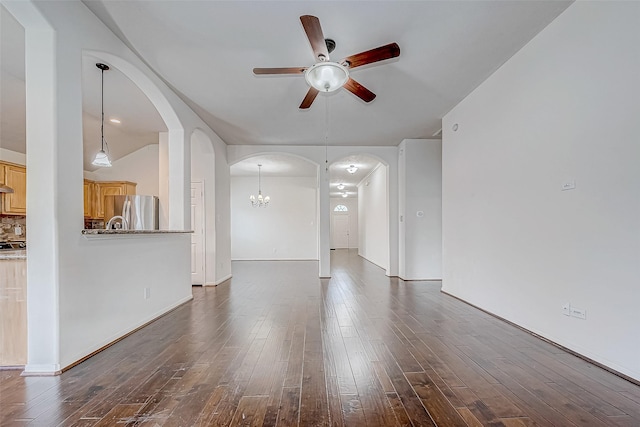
[0,215,26,241]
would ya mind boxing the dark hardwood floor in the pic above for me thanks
[2,249,640,426]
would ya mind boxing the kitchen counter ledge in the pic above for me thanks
[0,250,27,260]
[82,229,193,238]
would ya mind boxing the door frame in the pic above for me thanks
[191,180,206,285]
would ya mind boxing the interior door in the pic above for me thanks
[332,215,350,249]
[191,181,205,285]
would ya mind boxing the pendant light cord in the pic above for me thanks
[101,66,105,151]
[325,96,329,173]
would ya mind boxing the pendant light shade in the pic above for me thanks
[0,184,14,194]
[92,150,111,167]
[92,63,112,167]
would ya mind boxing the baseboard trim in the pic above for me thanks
[0,364,25,371]
[214,274,233,286]
[21,364,62,376]
[232,258,318,261]
[398,276,442,281]
[441,290,640,387]
[22,296,194,377]
[357,254,386,271]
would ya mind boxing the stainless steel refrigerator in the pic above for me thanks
[104,195,159,230]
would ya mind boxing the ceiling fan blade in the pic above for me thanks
[300,15,329,61]
[253,67,307,75]
[299,87,319,109]
[340,42,400,69]
[344,78,376,103]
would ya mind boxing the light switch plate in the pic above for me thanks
[562,179,576,191]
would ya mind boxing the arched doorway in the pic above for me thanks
[230,153,319,261]
[330,154,390,271]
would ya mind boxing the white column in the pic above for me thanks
[387,161,399,277]
[319,164,330,277]
[167,128,190,230]
[158,132,169,229]
[6,2,62,373]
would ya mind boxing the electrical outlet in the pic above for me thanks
[562,303,571,316]
[561,179,576,191]
[570,307,586,319]
[144,287,151,300]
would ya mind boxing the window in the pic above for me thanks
[334,205,348,212]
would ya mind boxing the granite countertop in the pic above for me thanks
[82,229,193,235]
[0,250,27,260]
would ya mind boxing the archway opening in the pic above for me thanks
[230,153,318,261]
[330,154,389,271]
[81,54,167,229]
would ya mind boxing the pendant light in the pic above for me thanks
[92,63,112,167]
[249,164,270,207]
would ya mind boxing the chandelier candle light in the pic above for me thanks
[250,164,270,208]
[92,63,112,167]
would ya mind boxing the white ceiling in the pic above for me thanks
[230,153,381,198]
[329,154,382,199]
[230,154,316,177]
[1,1,573,169]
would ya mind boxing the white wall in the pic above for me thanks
[442,1,640,380]
[398,139,442,280]
[358,163,388,270]
[88,144,159,196]
[64,233,192,368]
[231,176,317,260]
[330,197,358,249]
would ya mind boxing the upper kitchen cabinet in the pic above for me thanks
[83,179,96,218]
[1,162,27,215]
[84,180,136,219]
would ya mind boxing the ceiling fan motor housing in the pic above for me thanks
[325,38,336,54]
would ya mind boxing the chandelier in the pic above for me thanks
[249,164,270,207]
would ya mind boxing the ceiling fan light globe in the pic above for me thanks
[304,62,349,93]
[92,149,112,167]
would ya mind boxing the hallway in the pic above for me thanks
[2,250,640,425]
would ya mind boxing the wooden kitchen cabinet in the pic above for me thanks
[83,180,136,219]
[0,258,27,366]
[1,162,27,215]
[83,179,97,218]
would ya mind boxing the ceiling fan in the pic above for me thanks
[253,15,400,109]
